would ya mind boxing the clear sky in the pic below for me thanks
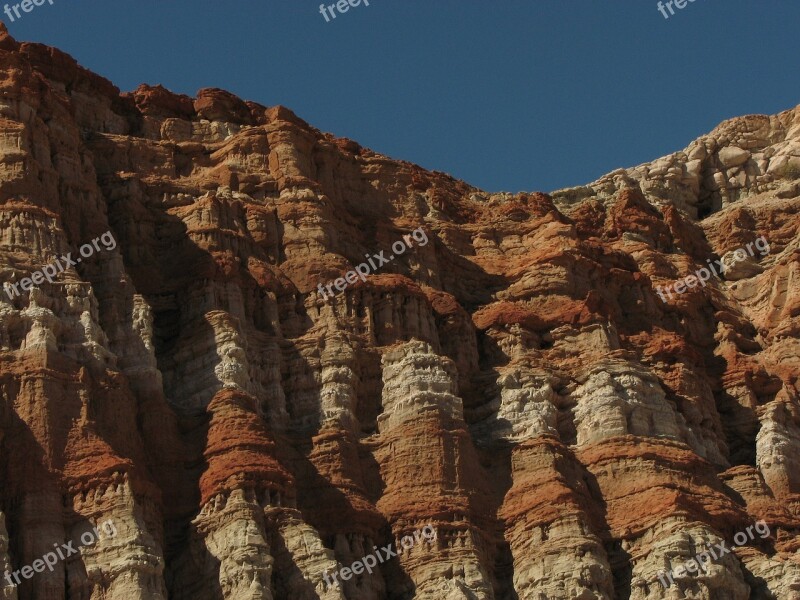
[3,1,799,193]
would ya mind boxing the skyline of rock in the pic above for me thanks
[0,22,798,600]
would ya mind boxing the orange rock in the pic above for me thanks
[0,24,798,599]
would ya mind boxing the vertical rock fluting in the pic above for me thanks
[499,436,614,600]
[182,389,291,600]
[0,23,799,599]
[374,341,495,599]
[479,365,615,600]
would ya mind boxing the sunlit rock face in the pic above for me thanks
[0,22,799,600]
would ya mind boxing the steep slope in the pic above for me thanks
[0,23,798,600]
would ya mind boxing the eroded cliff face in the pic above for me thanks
[0,23,798,600]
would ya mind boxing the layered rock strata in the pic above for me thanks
[0,23,798,600]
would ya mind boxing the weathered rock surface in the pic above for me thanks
[0,22,798,600]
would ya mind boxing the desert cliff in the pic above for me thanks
[0,23,798,600]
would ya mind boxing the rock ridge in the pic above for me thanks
[0,24,798,600]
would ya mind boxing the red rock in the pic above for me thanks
[0,25,798,599]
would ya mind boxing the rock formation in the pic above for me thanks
[0,22,798,600]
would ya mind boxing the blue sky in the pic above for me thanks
[3,1,799,193]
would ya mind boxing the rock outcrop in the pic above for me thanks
[0,22,798,600]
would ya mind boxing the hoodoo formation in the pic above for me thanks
[0,23,799,600]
